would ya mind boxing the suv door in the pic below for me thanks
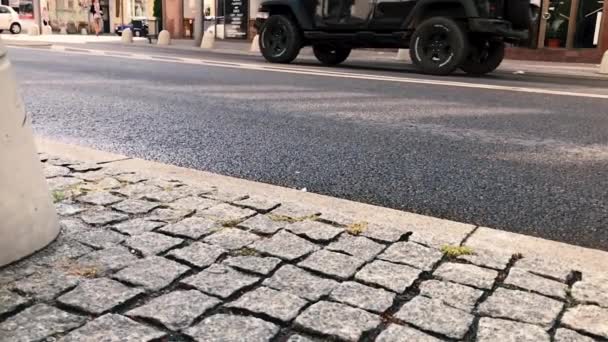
[0,6,11,29]
[315,0,375,29]
[369,0,415,30]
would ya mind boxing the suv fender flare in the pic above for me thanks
[259,0,314,30]
[400,0,479,29]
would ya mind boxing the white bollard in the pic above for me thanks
[157,30,171,45]
[60,27,67,34]
[396,48,408,61]
[28,24,40,36]
[0,40,60,267]
[81,28,88,35]
[201,26,215,49]
[250,34,260,53]
[600,49,608,75]
[42,25,53,35]
[121,28,133,43]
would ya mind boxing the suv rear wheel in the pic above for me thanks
[313,44,351,66]
[259,15,302,64]
[409,17,469,76]
[460,38,505,75]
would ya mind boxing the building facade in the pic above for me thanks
[9,0,155,34]
[161,0,606,62]
[162,0,260,39]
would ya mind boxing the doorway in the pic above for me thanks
[100,0,110,33]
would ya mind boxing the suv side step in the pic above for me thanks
[304,31,408,39]
[303,31,410,48]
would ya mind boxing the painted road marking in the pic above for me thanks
[9,45,608,100]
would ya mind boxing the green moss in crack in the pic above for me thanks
[52,190,66,203]
[441,245,474,258]
[346,221,368,235]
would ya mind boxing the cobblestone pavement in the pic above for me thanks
[1,154,607,342]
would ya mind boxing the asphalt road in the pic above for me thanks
[8,45,608,250]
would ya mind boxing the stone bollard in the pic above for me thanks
[0,40,60,267]
[80,28,88,35]
[157,30,171,45]
[201,26,215,49]
[396,49,408,61]
[600,49,608,75]
[42,25,53,35]
[60,27,67,34]
[121,28,133,43]
[28,25,40,36]
[250,34,260,53]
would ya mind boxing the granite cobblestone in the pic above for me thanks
[2,155,602,342]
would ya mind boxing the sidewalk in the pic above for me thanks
[1,139,607,342]
[0,33,148,45]
[2,33,606,81]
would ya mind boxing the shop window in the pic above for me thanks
[544,0,571,47]
[540,0,604,48]
[133,0,144,17]
[16,0,34,18]
[573,0,603,47]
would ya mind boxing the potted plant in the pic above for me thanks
[546,21,565,48]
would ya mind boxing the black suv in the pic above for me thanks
[254,0,537,75]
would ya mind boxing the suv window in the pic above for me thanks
[0,6,10,13]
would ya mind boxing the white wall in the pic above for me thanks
[249,0,260,19]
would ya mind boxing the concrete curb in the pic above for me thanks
[35,137,608,274]
[2,41,53,47]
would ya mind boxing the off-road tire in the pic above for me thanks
[10,23,21,34]
[409,17,469,76]
[460,38,505,75]
[259,15,302,64]
[313,44,351,65]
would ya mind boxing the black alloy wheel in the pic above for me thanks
[259,15,302,64]
[410,17,469,76]
[313,44,351,66]
[460,38,505,75]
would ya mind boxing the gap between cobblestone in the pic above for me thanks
[177,259,286,326]
[545,270,597,342]
[459,226,480,247]
[460,253,522,341]
[0,298,31,322]
[229,199,280,215]
[0,300,27,319]
[95,157,133,165]
[361,245,452,341]
[499,282,567,303]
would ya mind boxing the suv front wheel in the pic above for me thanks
[460,38,505,75]
[409,17,469,76]
[259,15,302,64]
[313,44,351,66]
[10,23,21,34]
